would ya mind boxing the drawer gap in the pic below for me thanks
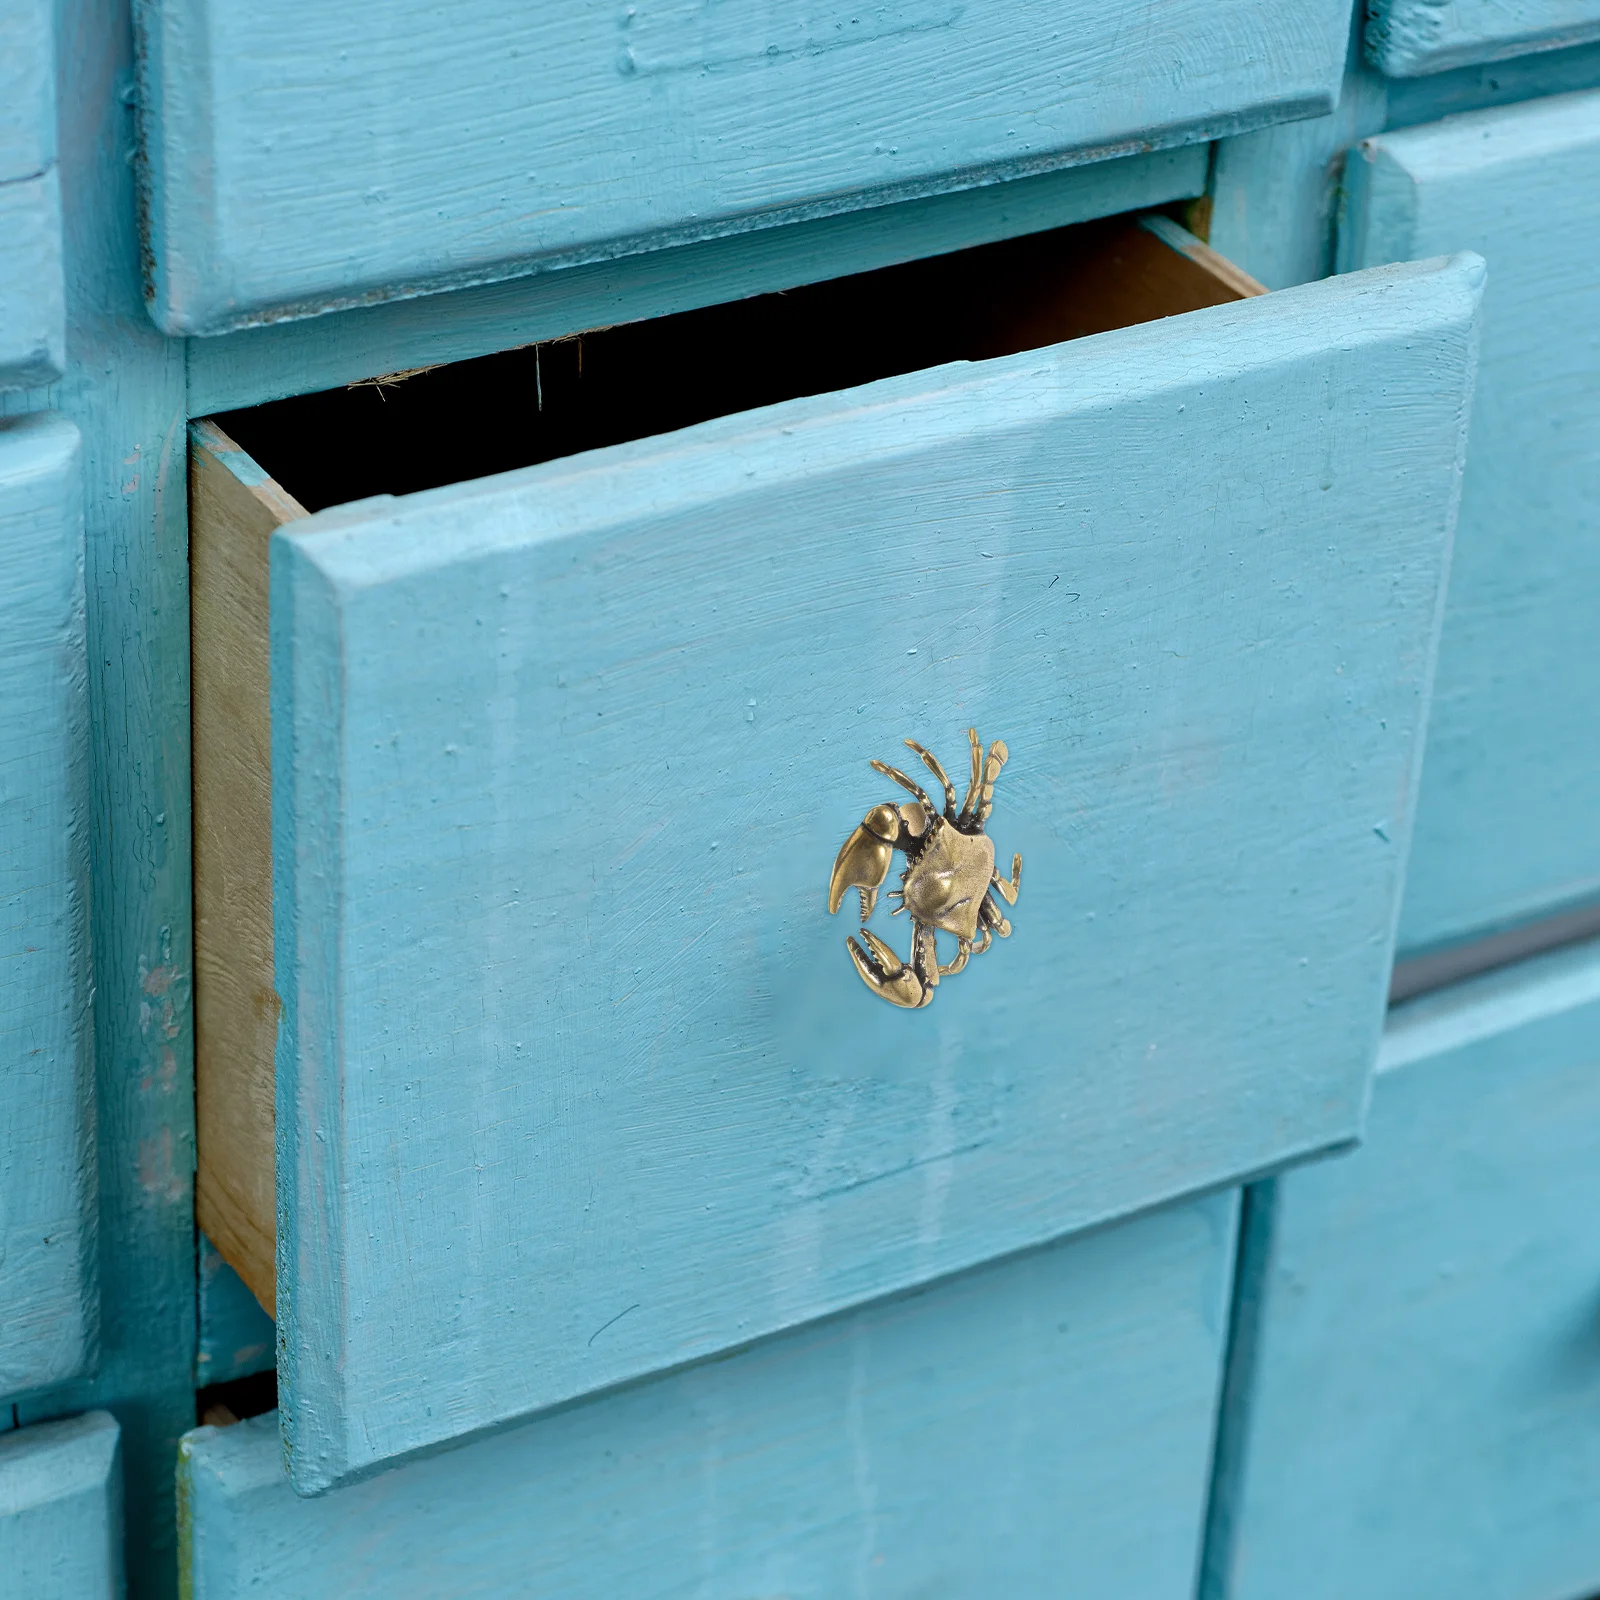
[214,212,1262,514]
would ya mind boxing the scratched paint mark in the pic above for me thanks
[619,0,963,76]
[137,1128,187,1204]
[587,1303,641,1347]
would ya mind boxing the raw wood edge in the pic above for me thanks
[190,419,305,1317]
[1139,213,1270,300]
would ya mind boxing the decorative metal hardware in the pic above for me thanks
[827,729,1021,1008]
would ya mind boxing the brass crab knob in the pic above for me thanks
[827,729,1021,1008]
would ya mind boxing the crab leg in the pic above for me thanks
[975,740,1009,824]
[938,936,973,977]
[980,894,1011,940]
[991,852,1022,906]
[904,739,957,817]
[870,759,935,817]
[956,727,984,824]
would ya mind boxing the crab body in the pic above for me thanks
[827,729,1022,1008]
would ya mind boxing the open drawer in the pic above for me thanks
[190,216,1483,1492]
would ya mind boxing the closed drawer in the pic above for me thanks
[1366,0,1600,76]
[0,414,94,1400]
[1220,938,1600,1600]
[182,1192,1235,1598]
[190,218,1481,1492]
[0,1412,122,1598]
[1341,91,1600,958]
[136,0,1352,335]
[0,0,63,387]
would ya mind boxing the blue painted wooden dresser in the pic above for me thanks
[4,0,1600,1594]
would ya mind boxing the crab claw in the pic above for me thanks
[845,929,931,1009]
[828,803,901,919]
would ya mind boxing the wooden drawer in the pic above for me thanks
[0,414,94,1401]
[189,217,1481,1493]
[134,0,1352,336]
[0,1412,122,1598]
[1366,0,1600,76]
[1219,937,1600,1600]
[181,1192,1234,1597]
[0,0,63,387]
[1341,91,1600,959]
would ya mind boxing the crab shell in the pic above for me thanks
[901,819,995,943]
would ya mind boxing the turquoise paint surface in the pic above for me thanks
[136,0,1349,333]
[0,0,64,386]
[269,253,1479,1491]
[195,1238,274,1390]
[9,0,200,1592]
[1342,90,1600,954]
[1368,0,1600,77]
[0,1412,123,1598]
[0,414,94,1400]
[1221,938,1600,1600]
[185,1194,1235,1598]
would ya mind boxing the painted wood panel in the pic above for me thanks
[265,253,1479,1492]
[1341,91,1600,955]
[1218,938,1600,1600]
[0,169,67,390]
[4,0,201,1588]
[1368,0,1600,76]
[0,1411,122,1598]
[0,0,55,185]
[0,413,94,1400]
[134,0,1351,335]
[0,0,65,387]
[195,1237,274,1389]
[183,1193,1233,1598]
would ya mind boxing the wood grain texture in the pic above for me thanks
[0,1411,122,1598]
[184,146,1209,417]
[1220,937,1600,1600]
[266,253,1479,1492]
[135,0,1350,334]
[1341,90,1600,955]
[0,413,94,1400]
[195,1237,275,1389]
[5,0,200,1589]
[182,1193,1234,1598]
[190,421,305,1312]
[1367,0,1600,76]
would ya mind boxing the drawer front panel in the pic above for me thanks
[0,415,94,1400]
[0,1412,122,1598]
[185,1193,1233,1597]
[0,0,64,388]
[268,255,1478,1491]
[1366,0,1600,76]
[1224,940,1600,1600]
[0,0,55,185]
[1342,91,1600,956]
[137,0,1350,335]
